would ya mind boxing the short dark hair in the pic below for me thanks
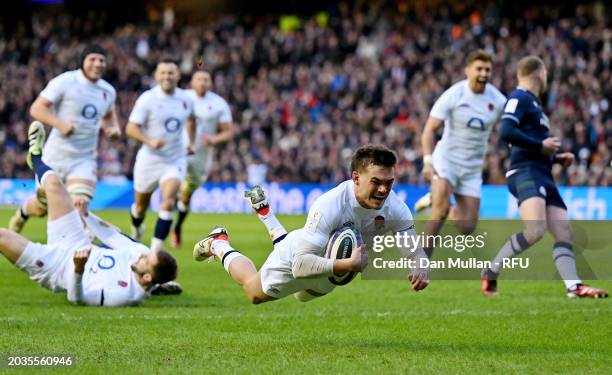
[350,144,397,173]
[152,250,178,285]
[80,44,106,67]
[466,49,493,66]
[517,55,545,78]
[157,58,179,67]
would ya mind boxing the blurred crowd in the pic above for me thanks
[0,0,610,186]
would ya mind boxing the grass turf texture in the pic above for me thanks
[0,208,610,374]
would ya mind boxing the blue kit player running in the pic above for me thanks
[481,56,607,299]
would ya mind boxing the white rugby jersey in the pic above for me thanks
[66,213,150,307]
[185,89,232,156]
[430,80,506,169]
[129,85,194,163]
[292,180,414,257]
[40,69,116,160]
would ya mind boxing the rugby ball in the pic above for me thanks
[325,225,361,286]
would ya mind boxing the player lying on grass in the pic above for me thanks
[0,122,178,306]
[193,144,430,304]
[481,56,608,299]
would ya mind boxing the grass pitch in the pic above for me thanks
[0,209,610,374]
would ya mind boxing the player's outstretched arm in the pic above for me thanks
[30,96,74,136]
[84,213,150,254]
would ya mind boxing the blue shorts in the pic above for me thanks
[506,168,567,209]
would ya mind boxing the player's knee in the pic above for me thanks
[524,222,546,244]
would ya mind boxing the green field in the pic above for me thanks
[0,209,611,374]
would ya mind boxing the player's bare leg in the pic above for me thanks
[448,194,480,235]
[193,227,275,304]
[130,191,152,240]
[481,197,545,296]
[8,182,49,233]
[172,178,198,248]
[150,178,180,251]
[2,121,75,264]
[422,177,453,257]
[0,229,30,264]
[546,205,608,298]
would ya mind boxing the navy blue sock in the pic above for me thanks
[154,217,173,240]
[174,209,188,235]
[131,213,145,228]
[31,155,52,184]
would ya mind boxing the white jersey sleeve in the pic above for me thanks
[429,85,459,120]
[84,213,150,255]
[290,191,342,278]
[39,72,70,103]
[128,92,150,125]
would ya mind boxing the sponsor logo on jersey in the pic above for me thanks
[164,117,182,133]
[118,280,128,287]
[466,117,485,130]
[81,104,98,119]
[36,260,44,268]
[98,255,116,270]
[488,103,495,111]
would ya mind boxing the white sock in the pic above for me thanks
[21,199,30,215]
[131,204,143,219]
[158,209,173,221]
[257,210,287,242]
[151,237,164,251]
[565,280,582,290]
[177,201,188,213]
[211,240,245,273]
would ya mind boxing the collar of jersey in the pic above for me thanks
[76,69,98,86]
[154,84,178,98]
[517,86,539,101]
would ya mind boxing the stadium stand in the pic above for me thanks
[0,1,610,185]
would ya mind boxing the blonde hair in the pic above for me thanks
[517,56,545,78]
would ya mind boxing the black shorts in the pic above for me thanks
[506,168,567,209]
